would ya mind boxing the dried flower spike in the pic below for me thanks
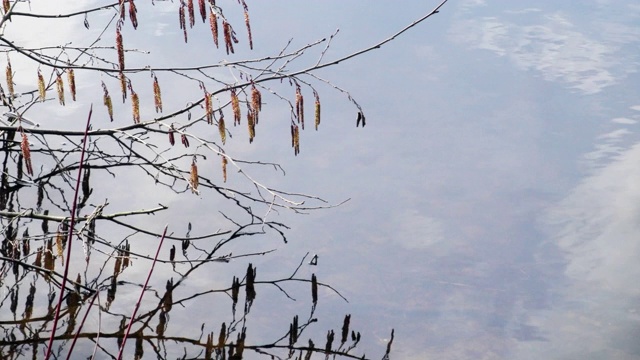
[5,57,14,99]
[153,75,163,112]
[56,73,65,106]
[21,132,33,176]
[3,0,9,14]
[37,70,46,102]
[209,12,219,47]
[67,69,76,101]
[102,82,114,122]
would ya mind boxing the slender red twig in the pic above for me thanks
[44,105,93,360]
[116,225,168,360]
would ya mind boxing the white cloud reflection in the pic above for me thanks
[532,140,640,358]
[450,6,639,94]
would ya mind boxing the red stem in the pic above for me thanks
[44,105,93,360]
[116,225,168,360]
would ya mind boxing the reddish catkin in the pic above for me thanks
[181,134,190,148]
[198,0,206,22]
[230,89,240,125]
[131,90,140,124]
[209,12,218,48]
[116,28,125,71]
[102,82,114,122]
[179,1,187,42]
[187,0,195,28]
[56,73,65,106]
[37,70,46,102]
[244,10,253,50]
[129,0,138,29]
[118,0,125,22]
[223,20,234,54]
[67,69,76,101]
[153,75,163,112]
[21,132,33,176]
[168,126,175,146]
[5,57,13,98]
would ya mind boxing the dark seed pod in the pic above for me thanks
[168,127,175,146]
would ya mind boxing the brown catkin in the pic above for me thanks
[3,0,9,14]
[293,125,300,156]
[295,87,304,129]
[37,70,46,102]
[5,57,13,98]
[209,12,219,48]
[102,82,114,122]
[251,84,261,123]
[190,160,198,193]
[247,109,255,143]
[131,90,140,124]
[221,155,228,183]
[244,11,253,50]
[223,20,234,54]
[204,90,213,124]
[55,230,64,265]
[67,69,76,101]
[119,72,127,102]
[21,132,33,176]
[56,73,65,106]
[153,75,162,112]
[218,113,226,144]
[314,94,320,130]
[116,28,125,71]
[230,89,240,125]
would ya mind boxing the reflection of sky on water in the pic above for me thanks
[7,0,640,358]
